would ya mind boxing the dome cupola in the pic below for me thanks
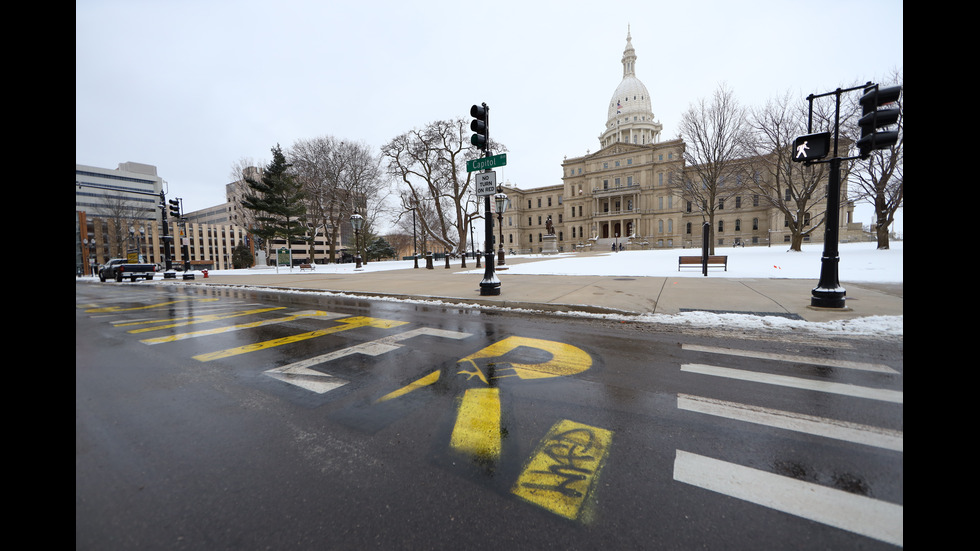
[600,27,662,148]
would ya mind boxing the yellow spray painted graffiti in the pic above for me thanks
[376,335,611,522]
[512,419,613,522]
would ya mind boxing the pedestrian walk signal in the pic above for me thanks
[792,132,831,162]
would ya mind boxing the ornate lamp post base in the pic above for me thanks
[480,252,500,295]
[480,279,501,296]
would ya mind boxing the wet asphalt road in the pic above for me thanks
[76,282,903,550]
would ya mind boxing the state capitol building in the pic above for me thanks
[496,30,861,254]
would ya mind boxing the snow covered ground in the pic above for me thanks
[78,242,902,337]
[194,241,903,282]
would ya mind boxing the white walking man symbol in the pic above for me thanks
[795,140,809,159]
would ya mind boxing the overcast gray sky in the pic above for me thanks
[76,0,903,229]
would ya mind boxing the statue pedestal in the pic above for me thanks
[541,234,559,255]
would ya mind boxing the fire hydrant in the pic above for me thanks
[202,269,208,278]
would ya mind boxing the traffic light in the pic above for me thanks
[856,84,901,158]
[470,103,488,150]
[168,198,181,219]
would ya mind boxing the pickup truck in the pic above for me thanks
[98,258,158,282]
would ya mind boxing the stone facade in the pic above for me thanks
[497,30,861,254]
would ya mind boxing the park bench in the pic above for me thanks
[678,255,728,271]
[299,263,315,271]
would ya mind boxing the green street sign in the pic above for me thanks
[466,153,507,172]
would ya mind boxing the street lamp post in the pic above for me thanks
[494,188,508,266]
[128,226,145,262]
[83,238,96,276]
[469,203,480,268]
[350,212,363,270]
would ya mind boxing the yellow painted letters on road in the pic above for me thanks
[192,316,408,362]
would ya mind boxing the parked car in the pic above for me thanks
[98,258,158,282]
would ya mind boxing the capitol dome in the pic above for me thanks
[600,29,662,149]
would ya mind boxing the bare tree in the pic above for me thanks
[97,192,146,258]
[229,157,264,233]
[381,118,498,256]
[290,136,346,262]
[289,137,388,263]
[747,91,836,251]
[676,83,751,253]
[343,140,390,245]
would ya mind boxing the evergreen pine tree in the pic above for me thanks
[242,144,309,263]
[366,236,396,261]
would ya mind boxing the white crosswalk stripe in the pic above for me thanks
[675,343,902,546]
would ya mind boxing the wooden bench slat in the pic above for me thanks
[678,255,728,271]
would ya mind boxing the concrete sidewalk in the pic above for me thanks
[192,256,903,324]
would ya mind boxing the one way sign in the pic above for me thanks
[792,132,831,162]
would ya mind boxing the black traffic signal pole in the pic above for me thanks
[803,83,881,309]
[473,102,500,296]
